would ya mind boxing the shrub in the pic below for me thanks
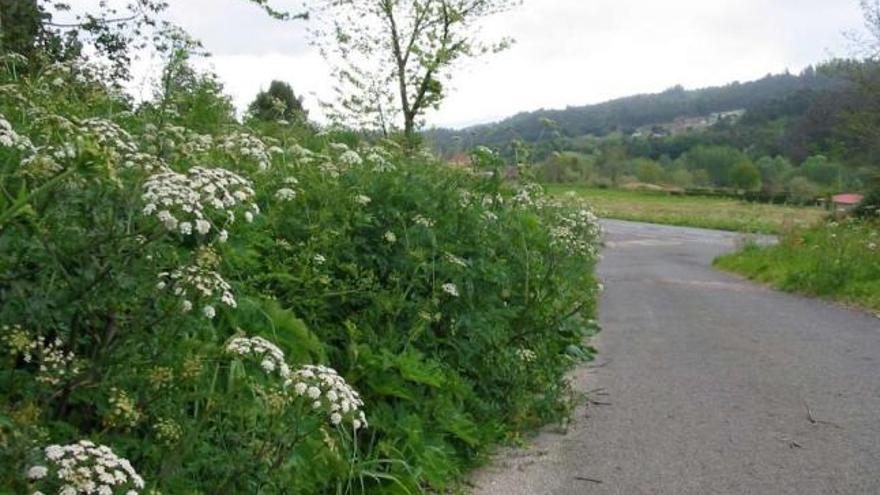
[853,187,880,219]
[0,54,601,493]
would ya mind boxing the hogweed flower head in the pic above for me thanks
[157,264,236,317]
[142,166,257,242]
[105,388,141,430]
[0,113,34,153]
[275,188,297,201]
[338,150,363,167]
[3,327,80,386]
[226,336,291,380]
[286,365,367,429]
[441,283,460,298]
[550,206,602,259]
[28,440,145,494]
[219,132,272,170]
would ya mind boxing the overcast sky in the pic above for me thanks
[124,0,865,129]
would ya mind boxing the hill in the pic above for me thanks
[426,65,848,157]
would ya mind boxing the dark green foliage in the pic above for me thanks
[426,66,847,157]
[0,0,42,57]
[853,185,880,219]
[729,161,762,191]
[0,1,170,81]
[0,50,600,494]
[248,80,308,123]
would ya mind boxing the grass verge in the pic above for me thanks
[714,220,880,312]
[546,185,825,234]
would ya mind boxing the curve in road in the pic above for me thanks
[472,220,880,495]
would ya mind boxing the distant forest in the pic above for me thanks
[426,60,880,199]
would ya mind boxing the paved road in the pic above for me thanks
[473,220,880,495]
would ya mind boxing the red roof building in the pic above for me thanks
[831,194,865,210]
[832,193,864,206]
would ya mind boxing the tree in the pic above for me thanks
[787,176,820,204]
[306,0,519,142]
[633,158,665,184]
[684,145,749,187]
[597,144,629,186]
[0,0,42,57]
[0,0,169,81]
[729,161,762,191]
[152,27,237,134]
[248,80,308,122]
[669,167,694,188]
[800,155,842,187]
[756,156,793,194]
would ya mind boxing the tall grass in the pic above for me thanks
[715,219,880,312]
[548,185,825,234]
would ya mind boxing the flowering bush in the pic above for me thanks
[0,52,601,493]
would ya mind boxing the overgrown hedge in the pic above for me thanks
[0,54,601,494]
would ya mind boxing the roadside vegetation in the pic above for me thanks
[715,213,880,312]
[547,185,824,234]
[0,1,603,494]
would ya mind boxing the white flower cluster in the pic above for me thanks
[141,166,257,238]
[28,440,145,494]
[29,336,80,386]
[142,124,214,163]
[0,113,34,152]
[219,132,272,170]
[413,215,435,228]
[441,283,460,297]
[318,161,340,178]
[363,146,395,172]
[4,327,80,387]
[288,144,318,164]
[338,150,363,167]
[225,335,368,428]
[78,118,139,161]
[550,207,602,259]
[444,253,468,268]
[157,265,235,318]
[328,142,350,154]
[516,348,537,363]
[226,336,291,379]
[287,365,367,429]
[275,176,300,202]
[188,166,259,223]
[512,183,545,208]
[275,188,297,201]
[354,194,371,206]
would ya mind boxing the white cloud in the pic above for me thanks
[132,0,864,128]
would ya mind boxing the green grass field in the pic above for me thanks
[547,185,825,234]
[715,220,880,312]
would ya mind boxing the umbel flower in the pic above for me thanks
[0,113,34,152]
[218,131,273,170]
[141,166,257,240]
[441,283,460,297]
[287,365,367,430]
[226,335,368,429]
[157,264,236,318]
[550,206,602,258]
[2,326,80,386]
[27,440,145,494]
[226,336,291,380]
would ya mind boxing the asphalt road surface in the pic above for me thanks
[472,220,880,495]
